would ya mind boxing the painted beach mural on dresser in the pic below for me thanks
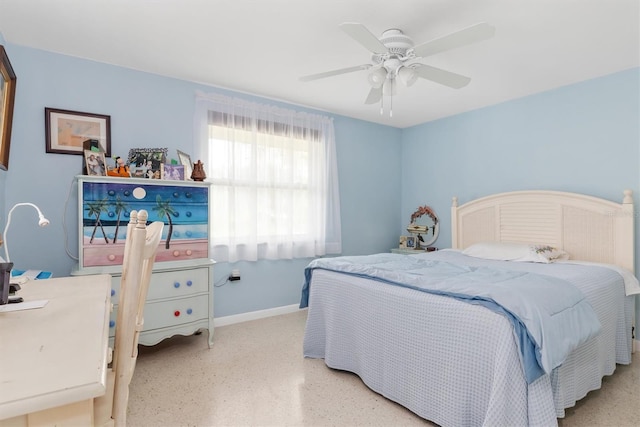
[78,176,210,269]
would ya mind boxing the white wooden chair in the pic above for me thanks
[94,210,164,427]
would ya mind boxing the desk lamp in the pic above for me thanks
[3,202,50,263]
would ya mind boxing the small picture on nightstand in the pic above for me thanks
[406,236,416,249]
[399,235,408,248]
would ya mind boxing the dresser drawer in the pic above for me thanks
[109,294,209,336]
[110,267,209,303]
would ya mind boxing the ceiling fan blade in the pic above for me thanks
[300,64,371,82]
[412,22,495,58]
[364,87,382,104]
[413,64,471,89]
[340,22,389,54]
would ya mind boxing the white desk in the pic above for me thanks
[0,274,111,424]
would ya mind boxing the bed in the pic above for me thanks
[301,190,637,426]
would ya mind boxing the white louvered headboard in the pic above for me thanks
[451,190,634,272]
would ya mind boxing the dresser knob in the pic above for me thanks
[173,250,180,257]
[174,282,180,288]
[186,249,192,256]
[109,320,115,328]
[186,308,193,315]
[186,280,193,287]
[108,254,116,261]
[174,310,180,317]
[111,289,115,296]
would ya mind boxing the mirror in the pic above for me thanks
[407,205,439,249]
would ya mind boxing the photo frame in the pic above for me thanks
[161,163,185,181]
[127,147,167,179]
[84,150,107,176]
[406,236,416,249]
[45,108,111,156]
[399,235,408,249]
[0,45,17,170]
[177,149,193,180]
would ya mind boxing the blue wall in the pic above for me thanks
[401,67,640,323]
[1,42,402,317]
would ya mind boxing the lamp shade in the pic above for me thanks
[398,66,418,87]
[367,68,387,88]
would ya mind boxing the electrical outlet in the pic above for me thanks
[229,269,241,281]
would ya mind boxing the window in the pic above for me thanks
[194,92,341,262]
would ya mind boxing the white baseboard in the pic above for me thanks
[213,303,303,328]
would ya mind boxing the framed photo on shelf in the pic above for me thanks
[177,149,193,180]
[161,163,185,181]
[84,150,107,176]
[406,236,416,249]
[127,147,167,179]
[0,45,17,171]
[45,108,111,156]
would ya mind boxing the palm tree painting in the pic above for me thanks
[153,195,176,249]
[111,196,129,244]
[85,199,110,244]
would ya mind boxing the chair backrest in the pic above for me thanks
[111,210,164,426]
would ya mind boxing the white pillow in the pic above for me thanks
[462,242,569,263]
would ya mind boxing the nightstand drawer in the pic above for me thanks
[110,267,209,303]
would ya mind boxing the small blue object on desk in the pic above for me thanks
[11,270,53,280]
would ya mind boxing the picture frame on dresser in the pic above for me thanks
[127,147,168,179]
[71,175,216,347]
[177,149,193,180]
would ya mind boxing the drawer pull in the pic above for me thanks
[173,250,180,257]
[186,280,193,287]
[111,289,116,296]
[108,254,116,261]
[174,282,180,288]
[186,249,193,256]
[174,310,181,317]
[109,320,115,328]
[187,308,193,315]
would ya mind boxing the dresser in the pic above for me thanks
[72,175,215,347]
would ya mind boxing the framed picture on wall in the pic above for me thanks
[0,45,17,170]
[45,108,111,156]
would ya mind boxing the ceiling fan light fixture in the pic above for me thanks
[398,66,418,87]
[367,68,387,88]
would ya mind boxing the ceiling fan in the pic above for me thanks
[300,22,495,116]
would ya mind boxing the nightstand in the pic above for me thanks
[391,248,426,255]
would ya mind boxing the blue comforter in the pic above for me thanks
[300,253,602,384]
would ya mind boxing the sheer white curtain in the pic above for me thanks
[194,91,341,263]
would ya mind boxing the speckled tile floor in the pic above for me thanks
[127,310,639,427]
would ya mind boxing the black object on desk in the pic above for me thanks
[0,262,14,305]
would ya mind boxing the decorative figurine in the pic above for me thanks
[107,156,131,177]
[191,160,206,181]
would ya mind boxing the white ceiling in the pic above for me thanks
[0,0,638,128]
